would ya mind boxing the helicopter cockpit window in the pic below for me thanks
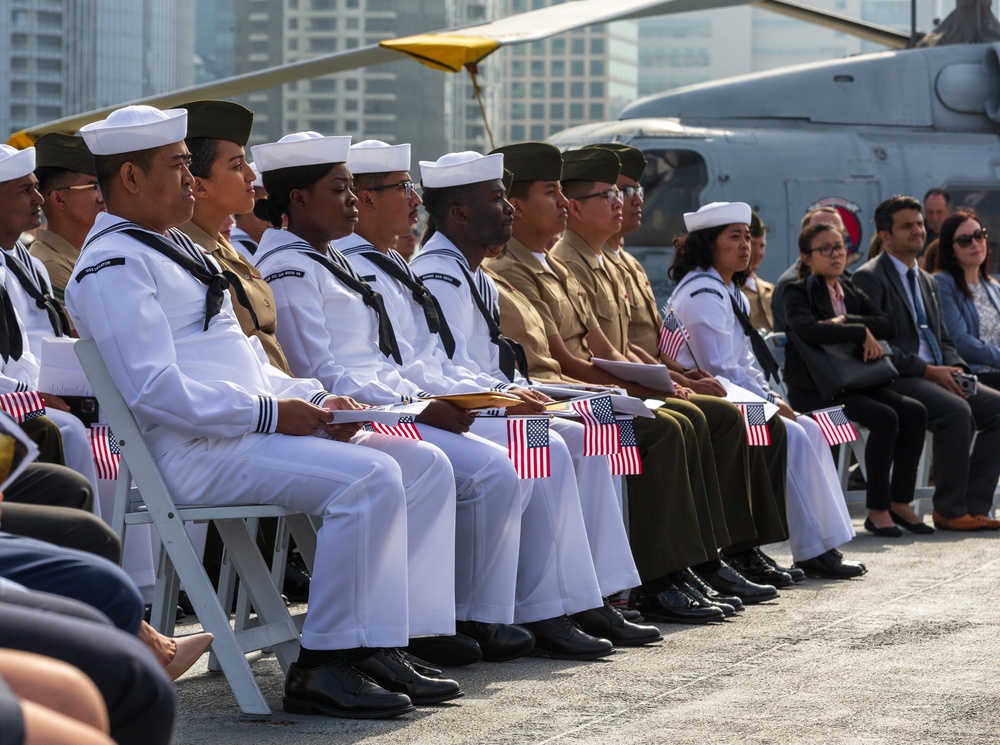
[948,186,1000,275]
[631,149,708,249]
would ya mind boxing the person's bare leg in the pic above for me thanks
[20,700,115,745]
[0,650,109,732]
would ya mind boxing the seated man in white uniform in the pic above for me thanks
[407,151,661,648]
[0,145,99,495]
[668,202,864,579]
[66,104,461,719]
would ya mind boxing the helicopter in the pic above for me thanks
[549,0,1000,298]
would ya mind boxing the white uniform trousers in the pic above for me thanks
[469,419,604,623]
[158,432,428,650]
[783,415,856,562]
[413,424,524,625]
[46,409,100,502]
[548,419,641,596]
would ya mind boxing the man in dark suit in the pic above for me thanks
[853,195,1000,531]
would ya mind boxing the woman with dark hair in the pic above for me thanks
[934,210,1000,389]
[784,222,930,536]
[668,202,864,579]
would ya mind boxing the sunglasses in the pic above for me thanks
[954,229,989,248]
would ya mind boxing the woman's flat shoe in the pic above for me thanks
[889,510,935,534]
[864,516,903,537]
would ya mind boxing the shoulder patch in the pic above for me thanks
[74,257,125,282]
[263,269,306,282]
[690,287,724,300]
[419,272,461,287]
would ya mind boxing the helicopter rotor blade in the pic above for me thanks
[752,0,910,48]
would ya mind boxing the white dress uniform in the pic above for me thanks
[66,212,456,649]
[255,227,523,624]
[669,266,856,561]
[411,232,641,606]
[0,252,101,498]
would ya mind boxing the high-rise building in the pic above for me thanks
[231,0,501,164]
[1,0,194,140]
[496,0,637,146]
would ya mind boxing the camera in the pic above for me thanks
[951,371,978,396]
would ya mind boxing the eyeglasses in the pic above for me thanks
[55,181,101,193]
[622,185,644,200]
[954,229,989,248]
[574,188,623,205]
[367,179,416,199]
[809,242,848,257]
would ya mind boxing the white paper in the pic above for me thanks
[544,393,655,418]
[38,337,93,396]
[715,376,779,421]
[0,412,40,492]
[590,358,674,393]
[529,382,622,399]
[328,402,428,424]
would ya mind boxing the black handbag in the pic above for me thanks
[786,277,898,400]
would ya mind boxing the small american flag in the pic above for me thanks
[90,425,121,480]
[606,417,642,475]
[0,391,45,423]
[362,415,423,440]
[507,417,551,479]
[571,394,621,455]
[811,406,858,446]
[657,309,691,360]
[736,403,771,446]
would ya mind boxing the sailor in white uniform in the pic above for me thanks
[65,105,458,719]
[0,145,100,497]
[668,202,862,577]
[409,151,658,651]
[250,133,537,662]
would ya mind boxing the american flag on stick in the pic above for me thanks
[606,417,642,475]
[571,394,621,455]
[90,424,121,480]
[507,417,551,479]
[810,406,858,446]
[0,391,45,423]
[362,415,423,440]
[657,309,691,361]
[736,403,771,446]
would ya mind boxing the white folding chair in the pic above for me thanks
[75,339,313,714]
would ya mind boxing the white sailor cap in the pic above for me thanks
[79,105,187,155]
[0,145,35,183]
[419,151,504,189]
[683,202,752,233]
[348,140,411,174]
[246,162,263,188]
[250,132,351,173]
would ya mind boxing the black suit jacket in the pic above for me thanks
[852,251,965,377]
[782,275,896,392]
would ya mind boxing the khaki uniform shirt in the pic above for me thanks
[551,230,631,355]
[178,221,292,375]
[609,246,663,357]
[28,228,79,308]
[485,237,597,360]
[741,274,775,333]
[482,266,563,381]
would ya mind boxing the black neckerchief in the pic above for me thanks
[5,243,69,337]
[454,261,529,383]
[0,283,23,362]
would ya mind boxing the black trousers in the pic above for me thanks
[788,384,927,510]
[0,589,175,745]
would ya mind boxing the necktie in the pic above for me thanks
[906,268,943,365]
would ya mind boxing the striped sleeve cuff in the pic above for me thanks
[765,392,777,404]
[253,395,278,433]
[14,381,28,393]
[492,382,518,392]
[309,391,334,407]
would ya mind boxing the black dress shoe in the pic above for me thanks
[456,621,535,661]
[679,568,744,612]
[673,570,737,616]
[723,549,794,588]
[406,633,481,667]
[571,600,662,647]
[353,649,463,705]
[522,615,615,659]
[864,516,904,537]
[629,584,726,624]
[889,510,935,534]
[793,548,866,580]
[283,659,414,719]
[619,607,645,623]
[697,562,779,604]
[403,653,441,678]
[755,549,806,583]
